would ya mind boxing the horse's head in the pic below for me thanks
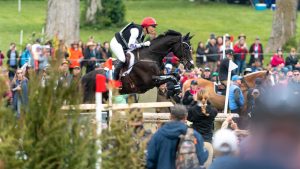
[171,32,194,70]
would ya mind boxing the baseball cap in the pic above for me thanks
[213,129,238,153]
[191,80,198,85]
[165,63,173,70]
[245,68,252,72]
[225,49,234,55]
[232,75,243,81]
[204,67,210,71]
[212,72,219,77]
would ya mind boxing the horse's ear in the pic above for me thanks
[184,32,190,40]
[186,32,190,37]
[189,35,194,40]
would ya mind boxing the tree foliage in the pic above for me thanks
[0,62,97,169]
[83,0,126,28]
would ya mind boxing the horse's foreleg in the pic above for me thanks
[152,75,178,87]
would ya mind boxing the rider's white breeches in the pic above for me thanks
[110,37,126,63]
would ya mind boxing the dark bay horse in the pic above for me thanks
[81,30,194,103]
[182,71,271,111]
[120,30,194,94]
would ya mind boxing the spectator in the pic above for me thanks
[246,78,263,117]
[188,89,218,143]
[11,68,28,118]
[156,83,171,113]
[233,34,248,75]
[196,41,207,68]
[229,75,244,112]
[57,60,71,88]
[219,34,233,54]
[288,69,300,91]
[56,40,70,61]
[40,66,50,88]
[0,50,4,67]
[251,60,263,72]
[229,75,246,128]
[270,48,285,68]
[69,41,84,73]
[84,41,101,74]
[38,48,50,73]
[182,80,198,107]
[31,39,42,70]
[163,52,180,67]
[244,87,300,169]
[146,104,208,169]
[209,129,239,169]
[102,41,112,59]
[248,37,264,67]
[20,44,32,68]
[243,67,252,75]
[201,67,211,80]
[68,66,82,90]
[206,34,219,72]
[216,36,223,64]
[219,49,236,85]
[285,47,299,71]
[96,42,105,63]
[7,42,19,80]
[211,72,219,83]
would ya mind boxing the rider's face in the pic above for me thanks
[146,26,156,35]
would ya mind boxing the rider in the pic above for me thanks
[110,17,158,80]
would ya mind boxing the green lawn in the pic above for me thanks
[1,0,300,64]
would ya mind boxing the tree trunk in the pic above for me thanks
[266,0,298,53]
[85,0,103,24]
[46,0,80,46]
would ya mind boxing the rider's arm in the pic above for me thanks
[128,28,142,50]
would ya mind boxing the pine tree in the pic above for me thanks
[0,62,97,169]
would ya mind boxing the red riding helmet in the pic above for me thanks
[141,17,157,28]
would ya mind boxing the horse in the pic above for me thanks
[182,71,272,111]
[81,30,194,103]
[119,30,194,94]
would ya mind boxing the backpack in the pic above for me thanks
[176,128,202,169]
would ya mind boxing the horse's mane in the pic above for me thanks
[155,30,182,40]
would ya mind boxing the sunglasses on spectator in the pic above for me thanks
[294,74,300,76]
[16,72,23,74]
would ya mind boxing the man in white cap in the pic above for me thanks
[209,129,239,169]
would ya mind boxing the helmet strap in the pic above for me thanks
[145,27,150,34]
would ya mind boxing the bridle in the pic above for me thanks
[172,39,192,67]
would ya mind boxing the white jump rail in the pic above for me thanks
[61,102,174,111]
[61,102,239,122]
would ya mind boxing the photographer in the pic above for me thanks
[182,80,198,108]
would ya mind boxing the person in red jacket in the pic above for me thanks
[270,48,285,68]
[68,41,83,73]
[233,34,248,75]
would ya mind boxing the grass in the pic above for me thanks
[1,0,300,62]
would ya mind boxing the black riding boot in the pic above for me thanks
[113,61,125,80]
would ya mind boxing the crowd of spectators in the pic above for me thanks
[1,32,300,169]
